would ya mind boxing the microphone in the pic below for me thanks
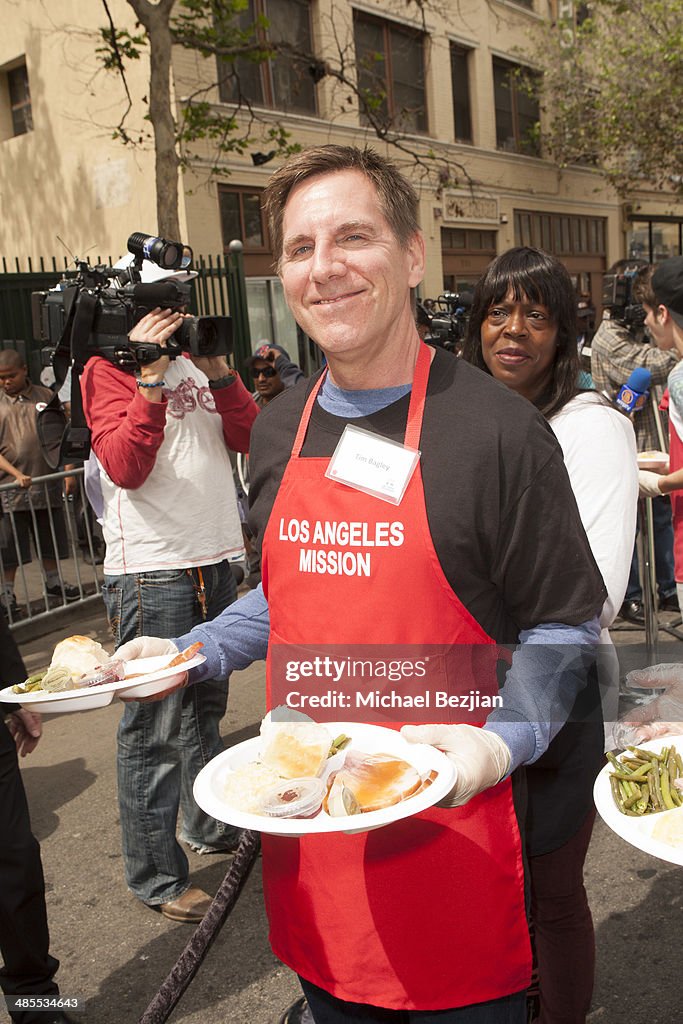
[615,367,651,415]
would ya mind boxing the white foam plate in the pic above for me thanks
[116,653,206,699]
[594,735,683,866]
[193,721,456,837]
[0,653,206,713]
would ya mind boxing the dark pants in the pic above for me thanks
[0,610,60,1024]
[528,810,596,1024]
[300,979,526,1024]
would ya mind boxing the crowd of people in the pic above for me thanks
[3,144,683,1024]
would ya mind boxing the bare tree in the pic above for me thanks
[98,0,472,235]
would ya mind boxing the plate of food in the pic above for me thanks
[193,716,457,837]
[0,636,206,713]
[594,735,683,865]
[637,450,669,473]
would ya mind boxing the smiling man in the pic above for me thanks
[119,146,606,1024]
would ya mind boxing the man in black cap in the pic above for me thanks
[591,260,679,622]
[636,256,683,614]
[246,343,304,408]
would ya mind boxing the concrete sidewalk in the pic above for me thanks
[5,606,683,1023]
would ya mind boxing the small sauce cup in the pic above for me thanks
[261,778,326,819]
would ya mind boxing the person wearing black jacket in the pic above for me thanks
[0,612,74,1024]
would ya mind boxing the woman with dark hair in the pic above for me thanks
[463,247,639,1024]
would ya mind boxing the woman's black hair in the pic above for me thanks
[462,246,580,420]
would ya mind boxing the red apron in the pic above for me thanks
[260,344,531,1011]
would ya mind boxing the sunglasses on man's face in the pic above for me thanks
[253,366,277,379]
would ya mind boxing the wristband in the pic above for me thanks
[208,373,236,389]
[136,378,166,389]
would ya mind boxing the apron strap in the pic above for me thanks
[292,369,327,457]
[404,343,431,451]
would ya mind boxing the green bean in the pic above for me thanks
[660,763,676,810]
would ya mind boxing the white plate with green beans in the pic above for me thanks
[594,736,683,865]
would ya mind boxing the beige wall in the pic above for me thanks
[0,0,159,264]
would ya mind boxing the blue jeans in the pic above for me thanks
[625,494,676,602]
[102,561,238,905]
[299,979,526,1023]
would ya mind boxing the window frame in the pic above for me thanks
[353,10,428,135]
[449,43,472,143]
[218,186,270,254]
[6,62,32,137]
[492,57,540,157]
[217,0,317,116]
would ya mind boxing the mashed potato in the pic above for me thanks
[651,808,683,848]
[222,762,282,813]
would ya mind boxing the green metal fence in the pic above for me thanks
[0,252,252,386]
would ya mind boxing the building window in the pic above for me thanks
[218,188,268,251]
[218,0,316,115]
[354,12,427,134]
[493,59,540,157]
[514,210,606,256]
[441,228,496,252]
[2,61,32,138]
[450,45,472,143]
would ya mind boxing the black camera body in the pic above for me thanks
[32,235,232,371]
[31,234,234,468]
[419,292,472,354]
[601,270,646,330]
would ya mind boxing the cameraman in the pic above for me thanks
[80,268,258,923]
[591,261,680,622]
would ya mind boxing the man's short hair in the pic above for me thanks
[0,349,24,370]
[632,265,657,308]
[262,145,420,267]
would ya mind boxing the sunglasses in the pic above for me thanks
[252,366,277,379]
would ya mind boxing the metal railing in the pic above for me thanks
[0,467,104,629]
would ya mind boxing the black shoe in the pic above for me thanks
[45,583,80,602]
[43,1015,77,1024]
[659,593,680,613]
[279,997,315,1024]
[619,599,645,624]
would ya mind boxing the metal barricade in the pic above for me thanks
[0,467,104,628]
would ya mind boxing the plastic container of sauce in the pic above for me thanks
[261,777,326,819]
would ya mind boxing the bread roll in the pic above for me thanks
[49,635,111,683]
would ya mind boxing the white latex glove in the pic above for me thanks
[638,470,663,498]
[611,663,683,748]
[115,636,178,662]
[401,723,511,807]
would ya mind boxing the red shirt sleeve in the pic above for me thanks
[213,375,259,453]
[80,357,168,489]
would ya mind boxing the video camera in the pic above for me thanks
[32,232,232,372]
[417,292,472,354]
[601,263,647,330]
[31,233,233,468]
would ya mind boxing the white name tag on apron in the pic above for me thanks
[325,424,420,505]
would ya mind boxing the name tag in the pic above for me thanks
[325,424,420,506]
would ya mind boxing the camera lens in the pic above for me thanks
[127,233,193,272]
